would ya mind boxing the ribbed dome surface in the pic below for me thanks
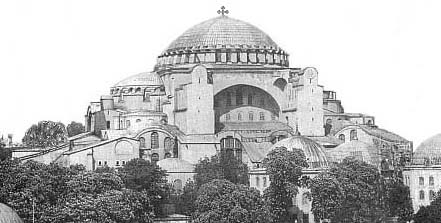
[413,133,441,165]
[157,158,195,173]
[329,140,379,166]
[271,136,329,169]
[0,203,23,223]
[113,72,163,88]
[164,16,281,53]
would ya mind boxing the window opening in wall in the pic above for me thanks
[116,161,120,166]
[98,161,102,166]
[338,134,345,142]
[263,177,267,187]
[419,190,425,200]
[430,190,436,200]
[104,161,107,166]
[106,121,110,129]
[419,177,424,186]
[238,112,242,121]
[256,176,260,187]
[350,130,357,141]
[226,51,231,62]
[136,119,141,123]
[152,153,159,163]
[225,113,231,121]
[259,112,265,121]
[151,132,159,149]
[122,160,126,165]
[139,137,146,148]
[249,112,254,121]
[248,94,253,105]
[429,176,434,186]
[126,120,130,128]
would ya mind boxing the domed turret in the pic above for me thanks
[271,135,329,169]
[0,203,23,223]
[412,133,441,165]
[156,15,289,68]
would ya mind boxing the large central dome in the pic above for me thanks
[156,15,289,69]
[164,16,281,53]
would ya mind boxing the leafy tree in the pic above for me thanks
[383,176,413,222]
[66,121,85,137]
[310,157,386,223]
[262,147,308,223]
[413,190,441,223]
[22,121,67,147]
[118,158,168,216]
[173,181,198,216]
[192,179,272,223]
[194,153,249,187]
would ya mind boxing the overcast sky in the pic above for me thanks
[0,0,440,148]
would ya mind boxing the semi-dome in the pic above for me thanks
[0,203,23,223]
[271,135,329,169]
[328,140,379,166]
[156,16,289,68]
[113,72,163,88]
[157,158,195,173]
[413,133,441,165]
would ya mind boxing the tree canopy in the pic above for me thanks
[66,121,85,137]
[192,179,272,223]
[262,147,309,223]
[22,121,67,147]
[413,190,441,223]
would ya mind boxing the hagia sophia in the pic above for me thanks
[11,7,441,222]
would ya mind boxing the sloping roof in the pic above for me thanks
[360,125,409,143]
[327,140,380,167]
[242,141,273,162]
[308,135,343,147]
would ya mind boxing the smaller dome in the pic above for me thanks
[328,140,379,166]
[113,72,163,88]
[413,133,441,165]
[0,203,23,223]
[271,136,329,169]
[157,158,195,173]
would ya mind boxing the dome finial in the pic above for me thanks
[217,6,229,16]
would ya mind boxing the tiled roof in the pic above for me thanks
[164,16,282,53]
[359,125,409,143]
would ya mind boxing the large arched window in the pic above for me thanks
[139,137,145,148]
[419,190,425,200]
[350,130,357,141]
[220,136,243,161]
[151,132,159,149]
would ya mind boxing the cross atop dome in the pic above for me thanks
[217,6,229,16]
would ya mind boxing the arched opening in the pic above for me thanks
[220,136,243,161]
[350,129,358,141]
[151,132,159,149]
[273,78,288,91]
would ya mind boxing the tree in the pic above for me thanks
[192,179,272,223]
[262,147,309,223]
[413,190,441,223]
[310,157,386,223]
[173,180,198,216]
[66,121,85,137]
[22,121,67,147]
[194,153,249,187]
[383,176,413,222]
[118,158,168,217]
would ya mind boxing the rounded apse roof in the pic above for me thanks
[271,135,329,169]
[162,16,283,54]
[157,158,195,173]
[413,133,441,165]
[329,140,380,166]
[0,203,23,223]
[113,72,163,88]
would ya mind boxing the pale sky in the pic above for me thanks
[0,0,440,148]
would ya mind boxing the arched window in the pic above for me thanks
[419,177,425,186]
[248,94,253,105]
[151,153,159,163]
[226,92,232,106]
[256,176,260,188]
[135,87,141,93]
[220,136,243,160]
[259,112,265,121]
[271,114,276,120]
[143,91,150,102]
[249,112,254,121]
[225,114,231,121]
[164,153,172,159]
[164,137,172,153]
[263,177,267,187]
[419,190,425,200]
[139,137,145,148]
[350,130,357,141]
[136,119,141,123]
[429,176,434,186]
[126,120,131,128]
[236,89,243,105]
[430,190,436,200]
[173,179,183,192]
[238,112,242,121]
[155,98,161,112]
[260,98,265,107]
[151,132,159,149]
[339,134,345,142]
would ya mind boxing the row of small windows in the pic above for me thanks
[225,112,275,122]
[255,176,268,188]
[97,160,126,167]
[419,190,437,201]
[419,176,435,186]
[338,130,358,142]
[224,92,266,107]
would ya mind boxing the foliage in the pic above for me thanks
[194,152,249,187]
[66,121,85,137]
[173,180,198,216]
[262,147,308,223]
[0,159,154,223]
[310,157,386,223]
[192,179,272,223]
[0,141,11,161]
[383,176,413,222]
[118,158,168,217]
[413,190,441,223]
[22,120,67,147]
